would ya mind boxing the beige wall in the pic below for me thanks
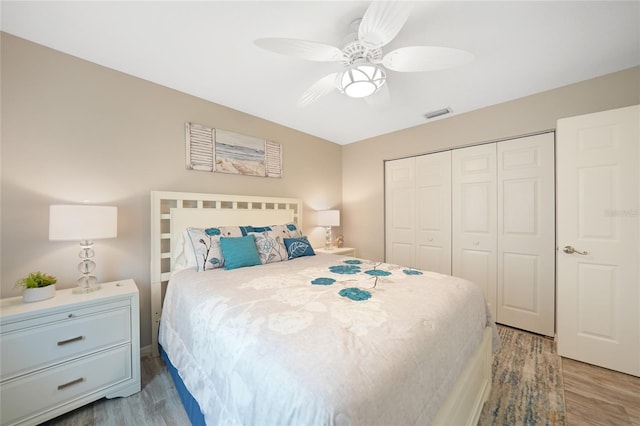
[343,66,640,262]
[0,33,343,348]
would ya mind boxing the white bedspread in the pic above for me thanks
[159,253,495,425]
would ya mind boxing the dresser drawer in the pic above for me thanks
[1,344,132,426]
[1,305,131,381]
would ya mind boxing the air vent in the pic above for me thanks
[424,108,452,120]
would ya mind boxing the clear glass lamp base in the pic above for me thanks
[74,248,101,293]
[72,284,101,294]
[73,274,101,293]
[325,226,334,250]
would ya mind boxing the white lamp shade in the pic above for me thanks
[317,210,340,227]
[49,205,118,241]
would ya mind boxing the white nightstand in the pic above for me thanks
[0,279,141,425]
[315,247,356,257]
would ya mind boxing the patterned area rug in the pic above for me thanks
[478,325,566,425]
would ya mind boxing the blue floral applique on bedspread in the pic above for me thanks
[311,277,336,286]
[328,264,361,275]
[309,259,426,302]
[364,269,391,277]
[339,287,372,301]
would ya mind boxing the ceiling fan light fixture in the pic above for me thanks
[338,64,386,98]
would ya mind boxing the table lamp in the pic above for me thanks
[317,209,340,250]
[49,204,117,293]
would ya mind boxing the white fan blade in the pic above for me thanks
[364,83,390,108]
[254,38,343,62]
[358,1,413,49]
[297,72,339,107]
[382,46,474,72]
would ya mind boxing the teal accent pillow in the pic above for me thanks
[219,235,261,270]
[284,236,315,259]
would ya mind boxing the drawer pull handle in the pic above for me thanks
[57,336,84,346]
[57,377,84,390]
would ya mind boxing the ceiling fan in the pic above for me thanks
[254,2,474,107]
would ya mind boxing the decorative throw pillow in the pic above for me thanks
[239,225,273,236]
[219,235,261,270]
[186,226,243,271]
[284,236,316,259]
[269,222,303,239]
[249,230,289,264]
[283,222,303,238]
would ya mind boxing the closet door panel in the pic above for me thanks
[502,253,538,311]
[452,144,497,318]
[385,158,416,267]
[458,249,493,302]
[497,133,555,336]
[416,151,451,274]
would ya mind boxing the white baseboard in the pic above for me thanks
[140,344,152,358]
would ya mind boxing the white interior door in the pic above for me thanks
[557,105,639,376]
[497,133,556,336]
[452,144,497,319]
[385,157,416,267]
[416,152,452,275]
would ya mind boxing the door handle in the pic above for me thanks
[563,245,588,255]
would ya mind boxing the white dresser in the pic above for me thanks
[0,279,141,425]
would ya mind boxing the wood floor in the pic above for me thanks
[42,345,640,425]
[562,357,640,426]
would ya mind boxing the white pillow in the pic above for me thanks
[248,230,289,264]
[172,230,197,272]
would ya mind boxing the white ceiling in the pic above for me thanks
[2,1,639,145]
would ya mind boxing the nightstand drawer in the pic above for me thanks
[1,305,131,381]
[0,344,132,426]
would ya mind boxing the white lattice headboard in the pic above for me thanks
[150,191,303,355]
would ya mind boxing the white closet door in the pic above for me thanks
[416,152,452,275]
[385,157,416,267]
[497,133,555,336]
[452,144,497,318]
[557,105,639,376]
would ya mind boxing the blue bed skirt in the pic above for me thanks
[160,345,206,425]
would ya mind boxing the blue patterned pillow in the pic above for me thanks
[266,223,303,239]
[284,236,315,259]
[239,225,272,236]
[284,222,303,238]
[186,226,243,271]
[219,235,261,270]
[248,230,288,264]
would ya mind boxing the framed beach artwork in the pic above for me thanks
[185,122,282,178]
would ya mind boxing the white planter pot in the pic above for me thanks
[23,285,56,303]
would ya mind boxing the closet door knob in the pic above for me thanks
[563,245,588,255]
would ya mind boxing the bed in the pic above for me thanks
[150,191,497,426]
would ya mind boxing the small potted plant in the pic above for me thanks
[16,271,57,303]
